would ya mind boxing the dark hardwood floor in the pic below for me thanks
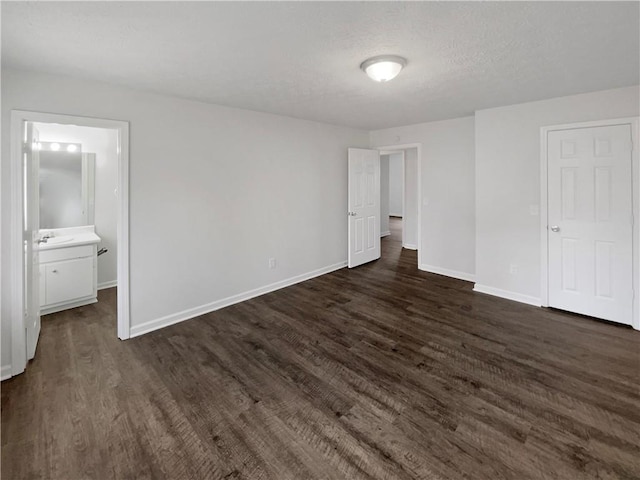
[3,218,640,479]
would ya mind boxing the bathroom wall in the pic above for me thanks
[34,123,119,288]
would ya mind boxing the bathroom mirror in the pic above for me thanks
[39,145,95,229]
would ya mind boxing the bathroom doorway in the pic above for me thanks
[34,123,119,290]
[8,111,130,378]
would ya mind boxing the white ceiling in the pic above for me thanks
[2,2,638,130]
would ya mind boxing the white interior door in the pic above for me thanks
[348,148,380,268]
[24,122,41,359]
[547,124,633,324]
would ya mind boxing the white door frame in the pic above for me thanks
[540,117,639,330]
[376,143,422,266]
[9,110,131,377]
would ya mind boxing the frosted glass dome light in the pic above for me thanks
[360,55,407,82]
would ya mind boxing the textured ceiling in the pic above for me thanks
[2,2,639,130]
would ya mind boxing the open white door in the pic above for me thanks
[348,148,380,268]
[547,124,633,324]
[24,122,41,359]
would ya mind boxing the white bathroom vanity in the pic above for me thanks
[38,226,101,315]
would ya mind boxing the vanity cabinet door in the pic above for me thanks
[45,257,94,305]
[39,264,46,308]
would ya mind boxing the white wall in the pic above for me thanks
[475,85,640,303]
[34,124,119,288]
[379,154,390,236]
[388,153,403,216]
[370,117,476,280]
[403,148,418,249]
[1,68,369,371]
[3,69,636,376]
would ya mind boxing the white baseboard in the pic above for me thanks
[402,243,417,250]
[419,264,475,283]
[41,297,97,316]
[1,365,12,381]
[380,231,391,237]
[473,284,541,307]
[98,280,117,290]
[130,261,348,338]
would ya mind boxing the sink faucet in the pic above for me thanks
[38,233,53,244]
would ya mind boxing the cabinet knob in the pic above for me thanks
[51,269,58,273]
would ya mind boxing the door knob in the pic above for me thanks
[348,212,357,216]
[550,225,560,232]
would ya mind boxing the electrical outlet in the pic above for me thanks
[268,258,276,269]
[529,204,539,216]
[510,263,518,274]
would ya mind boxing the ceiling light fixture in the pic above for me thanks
[67,144,78,152]
[50,142,60,151]
[360,55,407,82]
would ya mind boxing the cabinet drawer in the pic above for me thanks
[45,257,94,305]
[40,245,94,264]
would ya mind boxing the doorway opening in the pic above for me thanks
[380,152,403,241]
[379,144,421,265]
[346,144,421,270]
[35,122,118,301]
[8,111,130,379]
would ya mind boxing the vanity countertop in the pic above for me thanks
[38,226,101,251]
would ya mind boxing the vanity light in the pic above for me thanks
[50,142,60,151]
[360,55,407,82]
[67,144,78,152]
